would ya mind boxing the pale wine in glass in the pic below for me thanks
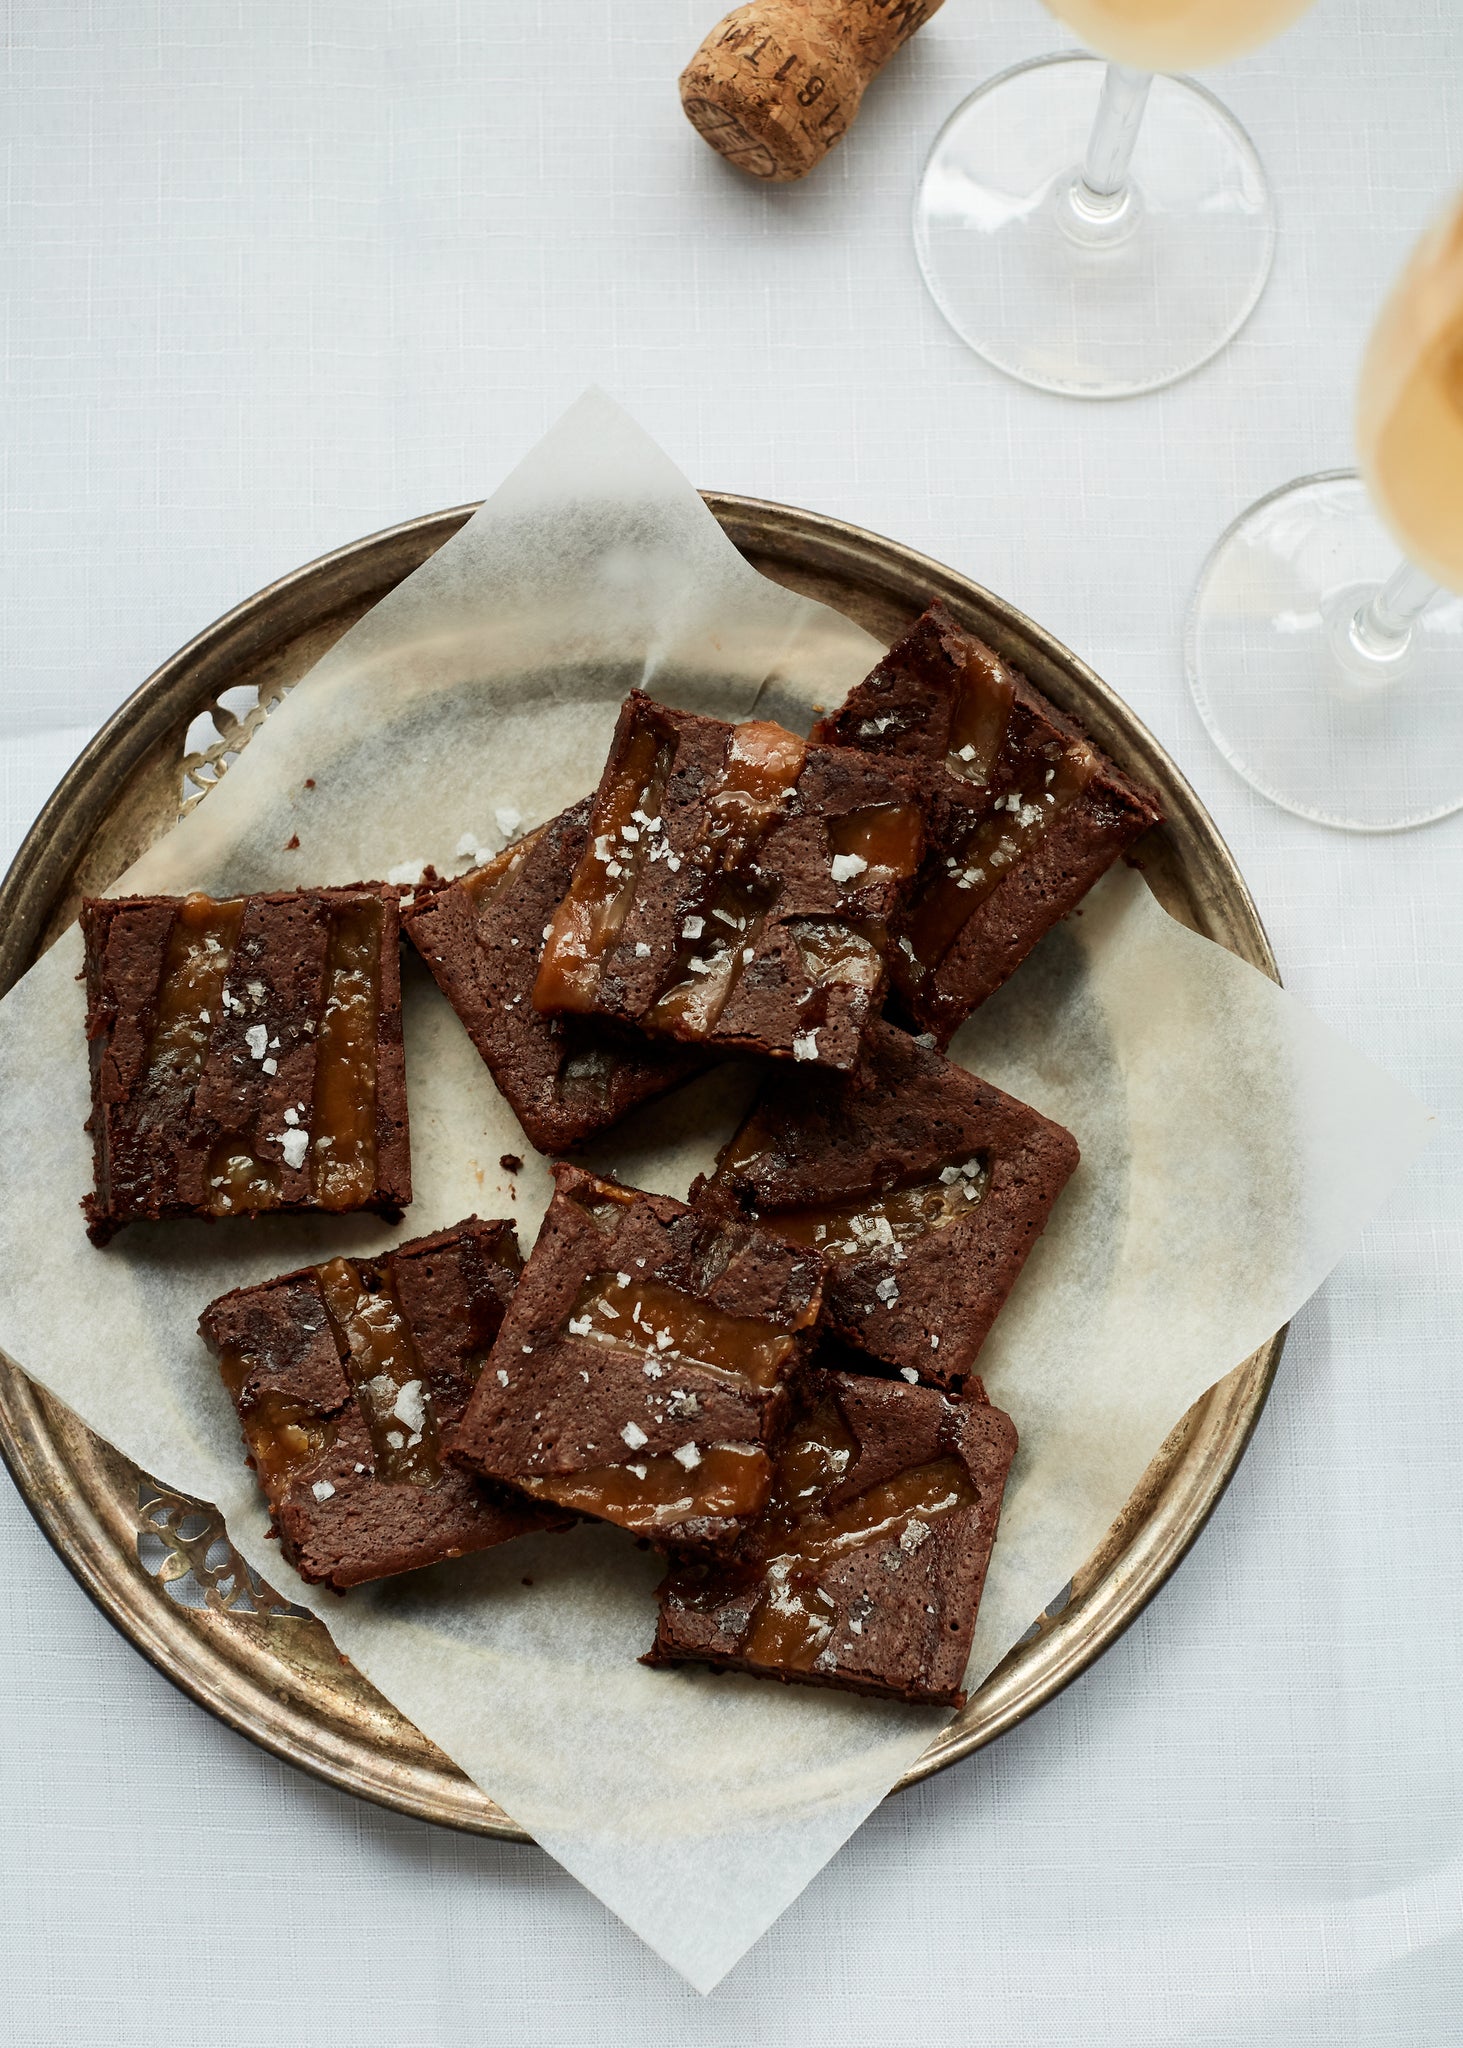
[1188,194,1463,832]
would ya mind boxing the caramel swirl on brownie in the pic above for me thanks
[812,603,1162,1045]
[201,1219,567,1590]
[81,886,409,1241]
[530,693,924,1071]
[447,1164,825,1555]
[645,1367,1017,1707]
[696,1020,1078,1390]
[401,800,703,1154]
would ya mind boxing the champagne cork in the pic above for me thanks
[680,0,945,183]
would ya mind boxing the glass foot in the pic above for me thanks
[913,53,1274,399]
[1186,472,1463,832]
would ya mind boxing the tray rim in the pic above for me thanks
[0,493,1283,1839]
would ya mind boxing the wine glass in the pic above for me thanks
[1187,193,1463,832]
[913,0,1317,398]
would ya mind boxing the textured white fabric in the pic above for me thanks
[2,1,1460,2040]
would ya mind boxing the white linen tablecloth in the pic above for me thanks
[2,2,1460,2040]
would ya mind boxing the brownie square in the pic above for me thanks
[447,1164,824,1555]
[644,1367,1017,1707]
[531,692,924,1071]
[200,1218,565,1589]
[812,604,1162,1046]
[82,887,411,1243]
[401,800,704,1152]
[696,1020,1078,1391]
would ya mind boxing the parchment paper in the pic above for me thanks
[0,393,1431,1991]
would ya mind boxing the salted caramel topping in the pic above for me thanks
[901,739,1099,974]
[644,874,777,1037]
[743,1454,976,1668]
[749,1157,990,1261]
[801,1457,975,1560]
[640,723,813,1037]
[534,717,676,1012]
[704,1395,978,1669]
[460,829,541,905]
[518,1441,771,1532]
[311,898,384,1209]
[761,1396,858,1521]
[197,893,384,1217]
[827,803,922,882]
[563,1271,800,1389]
[946,645,1018,785]
[144,893,245,1097]
[206,1144,281,1214]
[317,1256,441,1486]
[217,1342,329,1493]
[790,919,883,993]
[534,713,819,1037]
[705,721,806,859]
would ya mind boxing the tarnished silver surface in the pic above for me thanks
[0,497,1282,1837]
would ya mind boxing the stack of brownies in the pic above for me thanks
[82,605,1160,1709]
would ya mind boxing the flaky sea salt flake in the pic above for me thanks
[393,1381,426,1434]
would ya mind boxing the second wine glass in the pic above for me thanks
[1187,193,1463,832]
[914,0,1316,398]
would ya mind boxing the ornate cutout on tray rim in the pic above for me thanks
[136,1478,309,1620]
[179,676,294,817]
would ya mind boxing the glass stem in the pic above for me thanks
[1351,557,1438,658]
[1077,63,1153,218]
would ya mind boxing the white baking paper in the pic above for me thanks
[0,393,1432,1992]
